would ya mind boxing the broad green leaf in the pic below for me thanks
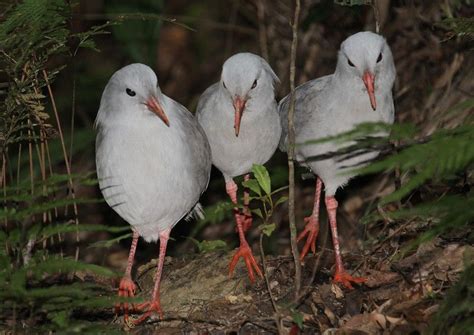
[252,208,264,219]
[291,309,304,329]
[274,196,289,207]
[189,238,227,253]
[252,164,271,195]
[261,223,276,237]
[198,239,227,253]
[242,179,261,196]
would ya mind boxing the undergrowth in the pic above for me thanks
[0,0,120,332]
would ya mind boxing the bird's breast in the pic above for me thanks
[201,107,281,177]
[96,121,202,228]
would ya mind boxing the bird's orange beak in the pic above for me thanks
[233,96,246,137]
[362,71,376,111]
[146,96,170,127]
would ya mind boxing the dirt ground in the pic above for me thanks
[90,220,472,334]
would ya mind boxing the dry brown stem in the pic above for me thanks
[287,0,302,301]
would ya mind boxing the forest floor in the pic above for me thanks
[82,218,472,334]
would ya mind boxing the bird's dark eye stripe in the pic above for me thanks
[377,52,383,63]
[251,80,257,89]
[126,88,136,97]
[347,59,355,67]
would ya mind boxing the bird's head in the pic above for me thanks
[220,53,279,137]
[337,31,395,111]
[96,63,170,128]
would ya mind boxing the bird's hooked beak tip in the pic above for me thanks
[146,96,170,127]
[233,96,246,137]
[362,71,377,111]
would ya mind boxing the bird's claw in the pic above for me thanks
[115,277,137,323]
[297,216,319,261]
[333,271,367,290]
[130,300,163,325]
[229,242,263,283]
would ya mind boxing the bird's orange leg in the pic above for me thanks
[115,230,139,324]
[298,178,322,260]
[132,228,171,325]
[226,179,263,283]
[325,196,366,289]
[241,174,253,232]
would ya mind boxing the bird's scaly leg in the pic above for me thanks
[325,196,366,289]
[226,179,263,283]
[132,228,171,325]
[116,230,139,324]
[241,174,253,232]
[298,178,322,260]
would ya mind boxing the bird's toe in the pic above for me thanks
[333,271,367,290]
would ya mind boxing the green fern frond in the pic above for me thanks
[359,124,474,203]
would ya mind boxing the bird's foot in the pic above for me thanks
[129,300,163,326]
[229,241,263,283]
[297,215,320,261]
[115,277,137,323]
[333,270,367,290]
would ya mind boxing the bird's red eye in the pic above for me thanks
[377,52,383,63]
[348,59,355,67]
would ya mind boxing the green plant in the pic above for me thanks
[0,1,123,331]
[242,164,288,237]
[188,237,227,253]
[0,174,128,332]
[429,261,474,335]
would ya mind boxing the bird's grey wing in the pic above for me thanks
[173,99,212,193]
[196,82,219,117]
[278,75,332,152]
[164,98,212,222]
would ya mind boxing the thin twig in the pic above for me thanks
[2,154,7,228]
[372,0,380,34]
[75,13,255,35]
[295,219,329,307]
[259,233,283,334]
[42,70,80,261]
[287,0,302,300]
[69,64,76,168]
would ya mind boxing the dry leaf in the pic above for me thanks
[331,283,345,299]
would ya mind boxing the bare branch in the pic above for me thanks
[287,0,302,300]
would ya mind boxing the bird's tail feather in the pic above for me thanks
[184,202,205,222]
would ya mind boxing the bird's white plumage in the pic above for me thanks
[279,32,396,195]
[197,53,281,180]
[96,64,211,242]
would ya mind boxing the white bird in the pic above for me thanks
[197,53,281,282]
[95,63,211,324]
[279,32,396,288]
